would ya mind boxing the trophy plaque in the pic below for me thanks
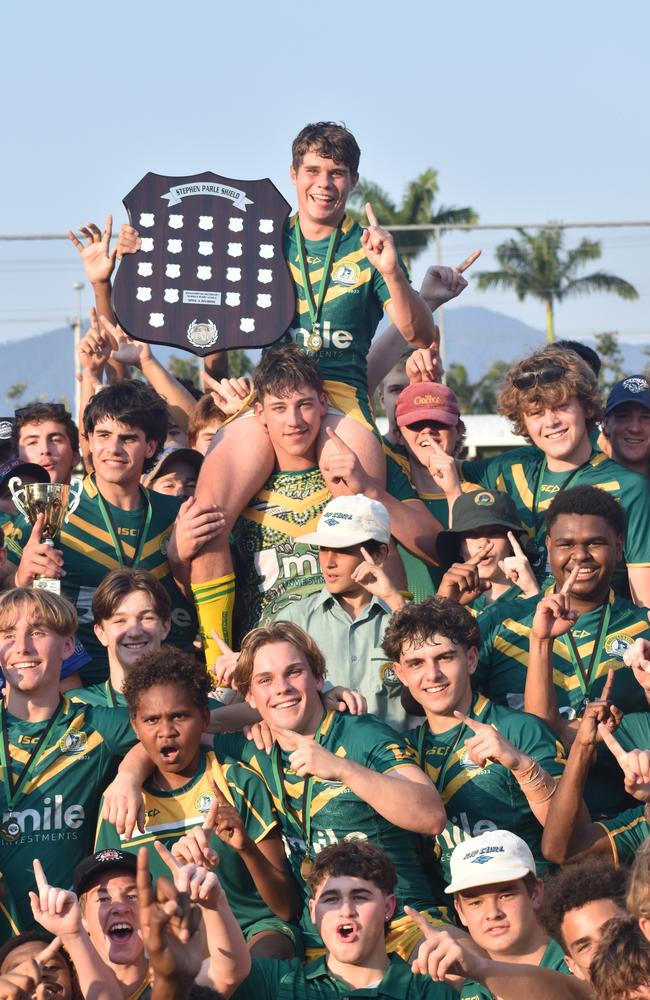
[8,478,83,594]
[112,172,295,357]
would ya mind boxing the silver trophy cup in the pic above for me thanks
[8,478,83,594]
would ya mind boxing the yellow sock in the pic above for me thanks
[191,573,236,671]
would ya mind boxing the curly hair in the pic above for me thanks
[122,647,211,717]
[498,347,603,438]
[544,484,626,537]
[233,620,327,699]
[590,914,650,1000]
[382,597,480,663]
[306,840,396,897]
[291,122,360,175]
[538,858,628,950]
[253,343,324,401]
[83,379,168,472]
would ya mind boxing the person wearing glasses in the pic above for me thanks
[458,346,650,607]
[12,402,80,486]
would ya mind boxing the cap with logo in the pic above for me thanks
[395,382,461,429]
[143,445,204,488]
[436,489,526,568]
[300,494,391,548]
[0,419,14,443]
[605,375,650,416]
[73,848,140,897]
[0,457,50,495]
[445,830,537,894]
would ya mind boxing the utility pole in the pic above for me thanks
[72,282,84,418]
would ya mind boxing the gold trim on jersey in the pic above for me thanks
[596,812,648,866]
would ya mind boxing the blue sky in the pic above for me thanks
[1,0,648,354]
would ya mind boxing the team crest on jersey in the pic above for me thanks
[159,530,171,557]
[379,662,398,685]
[195,793,214,814]
[59,731,88,755]
[474,492,495,507]
[622,377,649,393]
[331,260,360,287]
[457,747,484,771]
[604,633,632,658]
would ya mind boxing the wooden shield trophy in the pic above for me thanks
[112,172,295,356]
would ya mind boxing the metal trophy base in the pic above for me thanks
[33,577,61,595]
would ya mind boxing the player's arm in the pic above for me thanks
[541,703,618,864]
[272,726,446,835]
[100,741,155,838]
[167,498,226,593]
[524,575,579,742]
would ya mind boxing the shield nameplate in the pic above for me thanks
[112,171,294,357]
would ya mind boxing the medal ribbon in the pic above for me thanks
[562,597,613,697]
[295,222,342,332]
[531,454,594,538]
[0,698,65,811]
[270,711,330,853]
[95,480,153,569]
[416,715,470,793]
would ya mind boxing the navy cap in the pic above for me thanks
[0,419,14,442]
[605,376,650,416]
[73,849,139,896]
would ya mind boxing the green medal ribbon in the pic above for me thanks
[531,454,595,540]
[0,698,65,813]
[295,222,342,346]
[95,481,153,568]
[562,597,613,698]
[417,715,470,792]
[270,711,329,858]
[105,680,117,708]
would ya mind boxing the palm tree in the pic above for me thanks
[475,228,638,342]
[348,169,477,262]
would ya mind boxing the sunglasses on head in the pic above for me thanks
[14,402,68,419]
[512,365,567,391]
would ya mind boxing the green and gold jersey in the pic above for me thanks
[0,697,134,930]
[232,467,330,636]
[278,214,408,400]
[233,952,456,1000]
[406,695,565,883]
[0,511,23,561]
[385,443,438,602]
[460,446,650,587]
[68,681,126,708]
[216,710,442,946]
[8,475,197,684]
[95,745,279,933]
[597,805,650,865]
[477,588,650,716]
[460,938,569,998]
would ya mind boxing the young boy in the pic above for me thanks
[67,568,171,708]
[460,346,650,605]
[143,444,203,501]
[12,402,80,486]
[0,588,137,931]
[277,493,410,730]
[95,648,302,958]
[383,598,566,883]
[9,380,217,682]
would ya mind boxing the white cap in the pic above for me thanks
[300,494,391,548]
[445,830,537,894]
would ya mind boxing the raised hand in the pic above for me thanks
[203,373,253,417]
[453,711,525,771]
[498,531,540,597]
[623,619,650,694]
[419,249,482,311]
[136,847,204,987]
[77,306,111,378]
[29,859,82,937]
[530,566,580,640]
[405,343,442,384]
[406,906,480,982]
[420,438,461,496]
[116,224,141,260]
[104,318,151,368]
[15,512,65,587]
[350,545,399,602]
[0,937,62,1000]
[598,725,650,801]
[574,675,622,748]
[210,630,240,688]
[360,202,400,277]
[436,542,493,605]
[270,726,344,782]
[154,838,225,910]
[320,426,367,493]
[67,215,117,286]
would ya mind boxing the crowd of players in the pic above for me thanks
[0,121,648,999]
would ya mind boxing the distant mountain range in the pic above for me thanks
[1,306,647,408]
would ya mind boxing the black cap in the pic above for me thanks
[436,490,526,568]
[143,445,204,487]
[73,849,139,896]
[0,419,14,443]
[0,458,50,493]
[605,376,650,416]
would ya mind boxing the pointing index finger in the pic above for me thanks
[598,723,627,764]
[601,668,616,704]
[467,540,493,566]
[212,629,233,655]
[453,710,482,733]
[154,839,182,873]
[507,531,525,558]
[404,904,436,937]
[36,936,62,965]
[456,249,481,273]
[561,565,581,595]
[365,202,378,228]
[136,846,154,912]
[32,859,49,895]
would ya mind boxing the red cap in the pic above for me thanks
[395,382,461,428]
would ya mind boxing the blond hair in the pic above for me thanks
[498,346,602,438]
[233,621,326,698]
[627,837,650,921]
[0,588,77,636]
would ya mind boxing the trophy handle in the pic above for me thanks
[64,479,84,523]
[7,477,28,520]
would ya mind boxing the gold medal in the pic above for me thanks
[0,817,21,843]
[307,326,322,352]
[300,856,314,879]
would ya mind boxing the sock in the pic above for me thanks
[191,573,236,672]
